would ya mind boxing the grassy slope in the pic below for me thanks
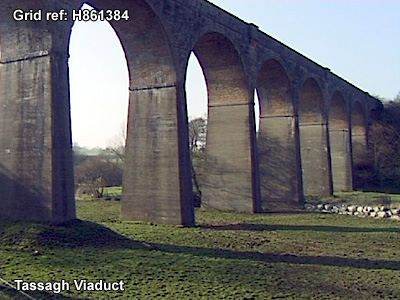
[1,200,400,299]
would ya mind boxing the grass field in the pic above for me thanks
[307,191,400,208]
[1,199,400,299]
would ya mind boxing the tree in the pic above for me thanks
[188,117,207,206]
[75,156,123,198]
[105,122,126,164]
[394,91,400,103]
[189,117,207,152]
[369,122,400,188]
[368,92,400,191]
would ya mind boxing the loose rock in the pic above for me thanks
[305,202,400,221]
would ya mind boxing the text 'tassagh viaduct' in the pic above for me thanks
[0,0,381,225]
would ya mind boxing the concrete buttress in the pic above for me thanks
[0,2,75,223]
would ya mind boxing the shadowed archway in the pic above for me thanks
[84,0,194,225]
[298,78,333,196]
[352,101,368,190]
[329,92,353,191]
[192,32,260,213]
[256,59,303,210]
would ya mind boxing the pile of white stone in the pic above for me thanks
[305,203,400,221]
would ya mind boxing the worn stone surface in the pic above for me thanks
[0,0,381,224]
[122,86,194,225]
[299,124,333,196]
[330,130,353,191]
[329,93,353,191]
[202,104,258,213]
[258,116,303,209]
[256,59,303,210]
[0,7,75,223]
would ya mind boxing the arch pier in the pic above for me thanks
[298,78,333,196]
[329,93,353,192]
[351,102,370,190]
[256,59,303,210]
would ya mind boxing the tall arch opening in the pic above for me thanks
[69,3,129,221]
[254,90,260,133]
[329,92,352,191]
[351,101,368,190]
[69,1,194,225]
[191,32,259,213]
[256,59,303,210]
[69,4,129,150]
[299,78,333,196]
[185,52,208,207]
[186,53,208,119]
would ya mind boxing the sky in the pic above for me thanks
[68,1,400,149]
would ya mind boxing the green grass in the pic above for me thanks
[336,191,400,203]
[103,186,122,197]
[307,191,400,208]
[74,148,104,157]
[76,186,122,202]
[1,200,400,299]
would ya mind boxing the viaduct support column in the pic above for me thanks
[330,129,353,191]
[258,115,303,210]
[0,20,75,223]
[298,78,333,196]
[352,133,369,189]
[122,84,195,226]
[351,102,369,190]
[299,123,333,196]
[352,134,368,165]
[202,102,260,213]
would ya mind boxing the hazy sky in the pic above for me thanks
[69,1,400,149]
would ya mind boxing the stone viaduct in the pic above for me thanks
[0,0,382,225]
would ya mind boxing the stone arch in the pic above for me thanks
[256,59,303,209]
[69,3,129,148]
[299,78,326,125]
[330,92,349,131]
[351,101,369,189]
[71,0,194,225]
[298,78,333,196]
[0,0,194,225]
[84,0,176,88]
[352,101,367,136]
[257,59,293,116]
[368,108,379,123]
[193,32,249,106]
[190,32,260,213]
[185,52,208,118]
[329,92,353,191]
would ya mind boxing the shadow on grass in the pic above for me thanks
[1,220,399,272]
[154,243,400,271]
[0,284,85,300]
[200,223,400,233]
[0,220,146,250]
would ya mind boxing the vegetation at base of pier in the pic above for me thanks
[363,93,400,192]
[306,191,400,207]
[1,198,400,299]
